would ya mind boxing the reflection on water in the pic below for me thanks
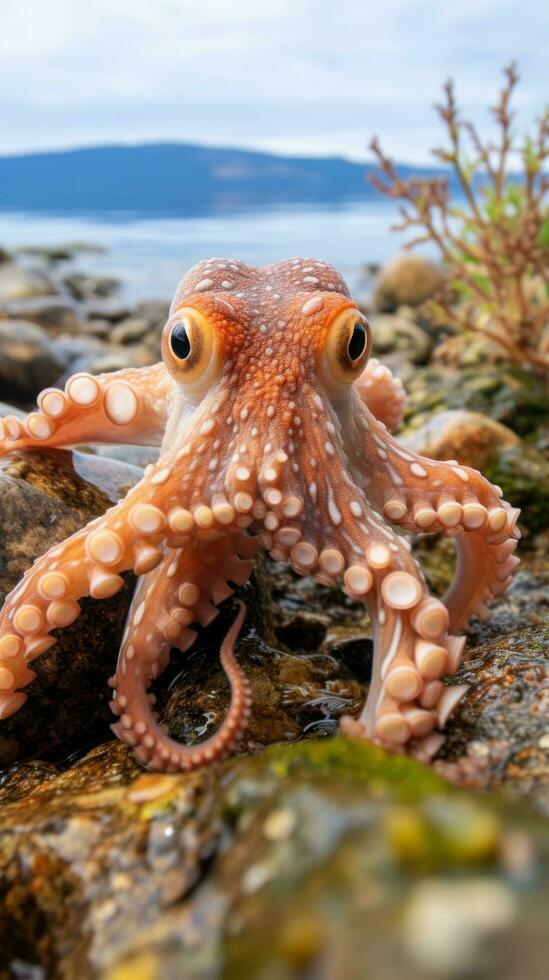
[0,200,428,303]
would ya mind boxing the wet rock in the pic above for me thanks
[370,313,433,365]
[59,343,157,382]
[63,272,121,301]
[373,252,445,311]
[405,528,549,813]
[54,333,111,364]
[160,587,367,752]
[0,320,67,402]
[3,294,85,336]
[111,317,152,346]
[0,448,142,765]
[16,244,76,264]
[84,299,133,323]
[404,410,549,534]
[404,408,520,466]
[0,263,58,302]
[434,552,549,813]
[73,318,113,340]
[403,878,517,975]
[274,609,329,651]
[1,738,546,979]
[403,364,549,443]
[133,299,170,330]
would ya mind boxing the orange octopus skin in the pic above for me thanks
[0,257,520,769]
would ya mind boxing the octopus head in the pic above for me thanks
[159,257,374,579]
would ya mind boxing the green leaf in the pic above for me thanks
[450,279,471,298]
[471,273,491,295]
[538,220,549,248]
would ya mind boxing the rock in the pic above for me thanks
[0,402,25,421]
[84,299,132,323]
[373,252,445,312]
[72,318,113,340]
[0,246,11,264]
[57,344,157,383]
[369,313,433,364]
[3,294,85,336]
[0,448,142,765]
[92,444,160,469]
[433,549,549,813]
[404,409,520,467]
[63,271,121,301]
[54,334,110,363]
[16,244,75,263]
[0,263,57,302]
[0,320,68,402]
[0,738,547,978]
[403,878,517,975]
[405,529,549,813]
[403,410,549,533]
[111,317,152,346]
[133,299,170,330]
[403,364,549,444]
[160,582,367,752]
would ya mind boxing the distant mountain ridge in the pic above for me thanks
[0,142,452,214]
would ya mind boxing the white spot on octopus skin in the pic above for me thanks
[410,462,428,478]
[328,496,342,526]
[380,614,403,681]
[195,278,214,291]
[150,467,171,485]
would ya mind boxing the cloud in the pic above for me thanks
[0,0,546,161]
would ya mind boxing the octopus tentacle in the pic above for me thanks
[354,357,406,432]
[110,537,252,771]
[0,424,256,721]
[234,391,466,757]
[113,599,250,772]
[0,362,174,455]
[338,391,520,632]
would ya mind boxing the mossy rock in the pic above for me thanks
[404,365,549,442]
[1,736,548,979]
[485,445,549,534]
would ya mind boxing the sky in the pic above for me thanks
[0,0,547,163]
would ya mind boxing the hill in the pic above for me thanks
[0,142,449,214]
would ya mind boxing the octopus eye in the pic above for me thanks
[161,306,219,394]
[170,321,191,360]
[348,321,367,361]
[320,306,371,398]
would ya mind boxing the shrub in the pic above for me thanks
[370,64,548,375]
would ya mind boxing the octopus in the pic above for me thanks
[0,258,521,770]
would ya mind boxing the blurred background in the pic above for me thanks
[0,0,546,301]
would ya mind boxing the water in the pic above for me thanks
[0,200,418,304]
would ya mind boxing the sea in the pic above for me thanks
[0,199,423,305]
